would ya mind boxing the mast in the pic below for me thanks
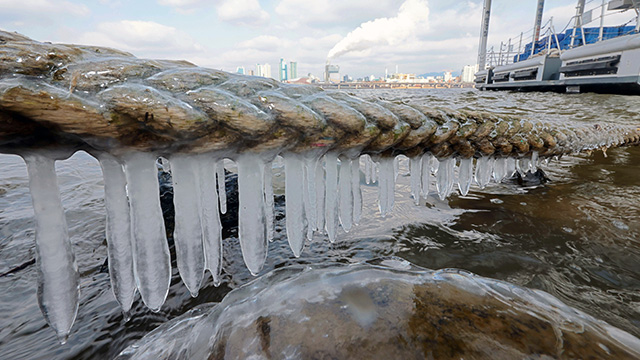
[570,0,586,47]
[477,0,492,70]
[530,0,545,56]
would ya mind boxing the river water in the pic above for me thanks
[0,88,639,359]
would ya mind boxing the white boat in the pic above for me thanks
[475,0,640,94]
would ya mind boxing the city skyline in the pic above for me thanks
[5,0,603,78]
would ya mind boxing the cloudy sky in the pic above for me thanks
[1,0,635,78]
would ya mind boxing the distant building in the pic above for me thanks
[461,64,478,83]
[279,58,288,82]
[248,70,255,76]
[236,66,245,75]
[342,74,352,82]
[324,63,340,82]
[444,71,452,83]
[256,63,272,79]
[289,61,298,80]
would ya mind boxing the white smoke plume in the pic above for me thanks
[327,0,430,59]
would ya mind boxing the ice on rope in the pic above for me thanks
[284,153,307,257]
[123,151,171,311]
[170,155,206,297]
[24,154,79,344]
[21,147,551,340]
[338,156,354,232]
[237,155,268,275]
[196,155,223,286]
[98,154,135,314]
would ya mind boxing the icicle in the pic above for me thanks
[98,154,135,314]
[506,158,517,178]
[378,157,395,216]
[237,155,268,275]
[517,157,531,174]
[216,159,227,214]
[410,157,422,205]
[338,156,353,232]
[197,156,222,286]
[393,156,399,181]
[284,153,307,257]
[170,155,205,297]
[315,158,326,234]
[531,151,539,172]
[421,153,431,198]
[457,157,473,196]
[263,161,275,242]
[475,156,494,189]
[324,153,339,242]
[24,154,79,343]
[493,158,507,183]
[371,159,379,184]
[303,157,316,239]
[436,157,455,200]
[364,155,371,184]
[123,152,171,311]
[351,157,363,225]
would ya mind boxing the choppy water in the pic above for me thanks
[1,88,639,359]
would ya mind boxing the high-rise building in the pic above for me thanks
[236,66,245,75]
[461,64,478,83]
[289,61,298,80]
[256,63,272,79]
[279,58,288,82]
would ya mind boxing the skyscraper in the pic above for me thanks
[461,64,478,83]
[279,58,288,82]
[256,63,273,79]
[289,61,298,80]
[236,66,245,75]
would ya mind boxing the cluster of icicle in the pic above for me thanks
[23,149,542,342]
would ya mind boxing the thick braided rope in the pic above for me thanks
[1,30,638,157]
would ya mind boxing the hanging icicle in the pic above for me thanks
[338,156,354,232]
[303,156,317,237]
[123,151,171,312]
[421,153,432,198]
[475,156,494,189]
[410,156,422,205]
[378,157,395,217]
[24,154,80,344]
[236,154,268,275]
[436,157,455,201]
[263,160,275,243]
[196,155,223,286]
[216,159,227,214]
[170,155,205,297]
[324,153,339,242]
[352,157,363,225]
[458,157,473,196]
[98,153,135,314]
[284,153,307,257]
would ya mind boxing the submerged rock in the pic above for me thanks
[117,262,640,359]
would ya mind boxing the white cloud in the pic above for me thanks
[217,0,270,26]
[77,20,203,59]
[328,0,430,59]
[275,0,400,29]
[0,0,90,21]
